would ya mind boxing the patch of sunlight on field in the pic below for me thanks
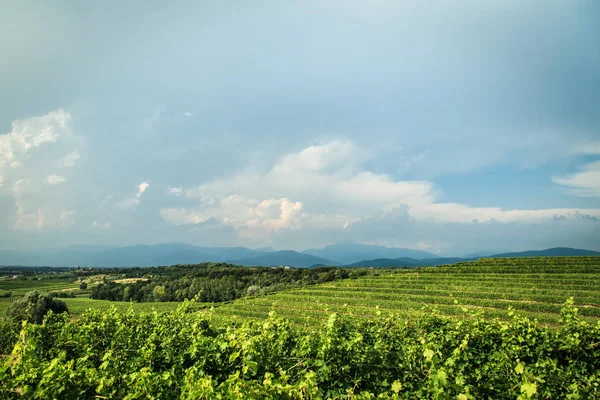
[61,298,204,315]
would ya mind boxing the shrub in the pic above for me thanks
[6,290,69,324]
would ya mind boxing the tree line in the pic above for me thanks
[91,263,368,303]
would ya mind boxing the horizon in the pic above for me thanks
[1,2,599,255]
[2,241,599,260]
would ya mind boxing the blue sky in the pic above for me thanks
[0,1,599,255]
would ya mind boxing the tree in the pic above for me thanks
[6,290,69,324]
[79,281,88,290]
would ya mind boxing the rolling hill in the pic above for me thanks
[227,250,335,268]
[303,242,438,265]
[489,247,600,258]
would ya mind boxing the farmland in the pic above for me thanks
[1,257,600,398]
[213,257,600,326]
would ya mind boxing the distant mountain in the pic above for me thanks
[196,246,265,261]
[254,247,276,252]
[71,243,217,267]
[0,243,266,267]
[228,250,335,268]
[1,244,598,268]
[303,242,438,265]
[345,257,465,268]
[489,247,600,258]
[345,258,418,268]
[461,250,510,258]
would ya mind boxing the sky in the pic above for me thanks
[0,0,599,255]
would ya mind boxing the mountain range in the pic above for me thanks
[0,243,598,268]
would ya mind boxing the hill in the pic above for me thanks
[303,242,438,265]
[228,250,335,268]
[490,247,600,258]
[345,257,466,268]
[2,244,599,268]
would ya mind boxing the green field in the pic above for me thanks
[212,257,600,326]
[2,257,600,326]
[2,257,600,398]
[62,297,196,314]
[0,277,81,296]
[0,296,201,316]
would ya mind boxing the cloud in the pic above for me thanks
[0,109,71,187]
[91,220,112,229]
[165,141,600,246]
[61,151,80,167]
[167,187,182,196]
[184,112,194,117]
[137,182,150,197]
[13,204,76,232]
[47,174,66,185]
[410,203,600,224]
[118,182,150,209]
[552,161,600,197]
[0,111,84,232]
[161,194,350,239]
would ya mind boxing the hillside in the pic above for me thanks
[215,256,600,325]
[228,250,335,268]
[345,257,466,268]
[490,247,600,258]
[303,242,438,264]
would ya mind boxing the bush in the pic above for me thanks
[0,318,20,354]
[6,291,69,324]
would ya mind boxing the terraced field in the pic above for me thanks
[213,256,600,326]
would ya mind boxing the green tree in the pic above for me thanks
[6,290,69,324]
[153,285,166,301]
[79,281,88,290]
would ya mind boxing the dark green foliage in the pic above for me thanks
[79,281,87,290]
[0,319,20,354]
[91,263,365,303]
[6,291,69,324]
[0,299,598,398]
[49,291,75,298]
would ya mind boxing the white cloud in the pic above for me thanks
[14,206,76,231]
[169,140,600,242]
[184,112,194,117]
[0,109,71,187]
[552,161,600,197]
[137,182,150,197]
[61,151,80,167]
[273,140,360,173]
[118,182,150,209]
[47,174,66,185]
[161,194,350,238]
[91,220,112,228]
[168,187,182,196]
[0,110,85,233]
[410,203,600,223]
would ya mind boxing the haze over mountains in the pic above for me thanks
[0,243,598,268]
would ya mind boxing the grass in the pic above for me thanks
[61,298,194,314]
[0,278,80,296]
[0,297,204,317]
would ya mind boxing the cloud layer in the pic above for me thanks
[1,2,599,253]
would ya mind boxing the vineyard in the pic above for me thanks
[213,257,600,326]
[1,256,600,398]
